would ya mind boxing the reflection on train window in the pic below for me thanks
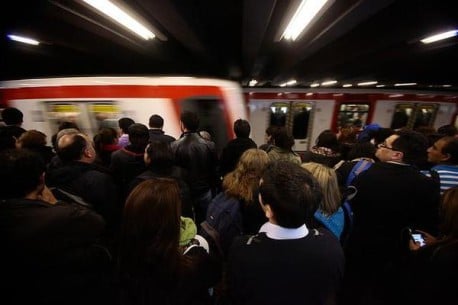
[88,102,121,132]
[269,102,288,127]
[390,103,438,129]
[45,101,121,138]
[291,103,312,139]
[338,103,369,128]
[45,102,83,136]
[180,96,228,154]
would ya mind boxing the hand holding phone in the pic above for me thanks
[411,232,426,247]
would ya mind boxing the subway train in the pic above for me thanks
[0,77,247,153]
[245,89,458,151]
[1,76,457,153]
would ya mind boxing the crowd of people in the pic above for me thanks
[1,106,457,305]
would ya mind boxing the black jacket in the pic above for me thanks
[218,137,257,178]
[171,132,218,195]
[148,129,176,144]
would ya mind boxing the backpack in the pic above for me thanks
[341,159,373,244]
[200,192,243,256]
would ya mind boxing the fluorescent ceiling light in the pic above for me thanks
[357,81,378,86]
[321,80,337,86]
[7,34,39,45]
[421,30,457,44]
[280,80,297,87]
[394,83,417,87]
[376,84,385,88]
[342,84,352,88]
[83,0,155,40]
[310,83,320,88]
[282,0,332,41]
[249,79,258,87]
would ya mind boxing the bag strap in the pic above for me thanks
[346,159,373,187]
[200,221,224,255]
[51,187,93,208]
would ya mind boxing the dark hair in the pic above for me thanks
[119,178,183,287]
[57,134,88,162]
[259,161,321,228]
[347,142,376,160]
[316,130,339,151]
[234,119,251,138]
[273,128,295,151]
[392,130,429,166]
[128,123,149,148]
[437,124,458,137]
[148,115,164,129]
[145,141,175,173]
[119,117,135,133]
[94,128,118,152]
[0,149,45,199]
[1,107,23,125]
[373,128,395,147]
[180,111,199,131]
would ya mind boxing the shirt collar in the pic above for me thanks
[259,222,309,240]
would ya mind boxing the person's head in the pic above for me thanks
[180,111,199,132]
[437,124,458,137]
[234,119,251,138]
[144,140,174,171]
[315,129,339,151]
[128,123,149,148]
[264,125,281,145]
[148,115,164,129]
[259,160,321,228]
[223,148,270,203]
[301,162,342,216]
[372,127,395,147]
[0,149,45,199]
[375,130,428,165]
[427,136,458,165]
[439,187,458,239]
[57,133,96,163]
[118,117,135,134]
[15,130,47,149]
[120,178,182,274]
[272,127,295,151]
[93,127,118,152]
[1,107,23,126]
[347,142,376,160]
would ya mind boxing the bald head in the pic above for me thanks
[57,133,95,163]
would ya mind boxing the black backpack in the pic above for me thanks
[200,192,242,256]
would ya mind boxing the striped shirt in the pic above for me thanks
[423,164,458,194]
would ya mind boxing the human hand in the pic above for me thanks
[414,230,437,246]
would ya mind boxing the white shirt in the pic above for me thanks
[259,222,309,240]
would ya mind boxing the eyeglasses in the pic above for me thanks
[378,142,395,150]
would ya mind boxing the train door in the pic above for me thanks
[180,96,230,155]
[336,103,370,128]
[267,101,314,152]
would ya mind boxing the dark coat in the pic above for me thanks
[148,129,176,144]
[218,137,257,178]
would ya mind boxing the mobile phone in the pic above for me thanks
[411,232,426,247]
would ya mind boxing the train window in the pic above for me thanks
[390,103,438,129]
[391,104,413,129]
[291,103,312,139]
[269,102,289,127]
[180,96,229,154]
[45,102,84,136]
[338,103,369,127]
[87,102,121,132]
[413,104,438,129]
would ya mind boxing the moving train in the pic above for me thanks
[1,76,457,153]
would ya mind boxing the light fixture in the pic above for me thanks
[357,81,378,86]
[342,84,352,88]
[394,83,417,87]
[7,34,39,45]
[282,0,334,41]
[83,0,155,40]
[280,80,297,87]
[421,29,458,44]
[376,84,386,88]
[321,80,337,86]
[310,83,320,88]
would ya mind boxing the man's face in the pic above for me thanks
[427,138,448,164]
[375,134,399,162]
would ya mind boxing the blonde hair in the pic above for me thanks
[301,162,342,215]
[223,148,270,203]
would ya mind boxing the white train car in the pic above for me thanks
[0,76,247,153]
[245,89,458,151]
